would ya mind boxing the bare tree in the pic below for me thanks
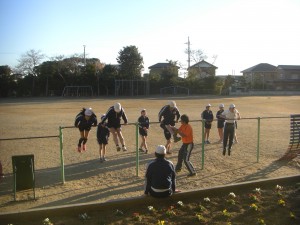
[15,49,45,96]
[15,49,45,76]
[189,49,207,63]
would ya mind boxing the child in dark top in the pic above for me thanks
[201,104,214,144]
[138,109,150,153]
[101,102,128,151]
[97,114,110,162]
[216,103,225,143]
[74,107,97,153]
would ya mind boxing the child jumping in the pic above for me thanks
[74,107,97,153]
[97,114,110,162]
[138,109,150,153]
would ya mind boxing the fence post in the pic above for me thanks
[201,119,205,169]
[257,117,261,163]
[135,122,139,177]
[59,126,65,184]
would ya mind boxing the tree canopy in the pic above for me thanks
[117,45,144,79]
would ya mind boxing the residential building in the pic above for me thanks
[241,63,300,90]
[188,60,218,78]
[148,63,180,79]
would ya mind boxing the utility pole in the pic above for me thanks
[83,45,86,66]
[185,37,191,69]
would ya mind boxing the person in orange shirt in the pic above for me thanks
[173,114,196,177]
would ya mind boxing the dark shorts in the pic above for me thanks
[139,128,148,136]
[217,121,225,128]
[97,137,108,145]
[107,122,121,129]
[160,123,171,140]
[205,122,212,129]
[78,126,91,132]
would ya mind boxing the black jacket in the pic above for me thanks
[158,105,180,125]
[101,106,128,126]
[145,157,176,194]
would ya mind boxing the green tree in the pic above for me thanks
[100,64,119,95]
[0,65,16,97]
[117,45,144,79]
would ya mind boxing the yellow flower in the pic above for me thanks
[157,220,165,225]
[278,199,285,206]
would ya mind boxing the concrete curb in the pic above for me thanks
[0,174,299,223]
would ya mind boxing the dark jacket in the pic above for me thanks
[138,115,150,129]
[201,109,214,123]
[74,115,97,130]
[158,105,180,125]
[97,123,110,141]
[101,106,128,126]
[145,157,176,194]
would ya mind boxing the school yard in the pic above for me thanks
[0,95,299,213]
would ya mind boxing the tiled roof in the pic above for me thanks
[278,65,300,70]
[148,63,180,69]
[241,63,277,73]
[189,60,218,69]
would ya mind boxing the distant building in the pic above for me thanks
[148,63,180,78]
[241,63,300,90]
[188,60,218,78]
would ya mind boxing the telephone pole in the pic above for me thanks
[83,45,86,66]
[185,37,191,69]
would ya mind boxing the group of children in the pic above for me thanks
[74,102,150,162]
[74,101,241,163]
[202,103,239,145]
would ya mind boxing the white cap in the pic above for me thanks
[114,102,122,112]
[155,145,166,155]
[206,103,211,107]
[168,101,176,108]
[229,104,236,108]
[84,108,93,116]
[219,103,224,108]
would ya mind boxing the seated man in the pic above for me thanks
[144,145,176,198]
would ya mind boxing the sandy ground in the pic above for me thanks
[0,95,299,213]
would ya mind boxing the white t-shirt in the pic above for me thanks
[222,109,240,123]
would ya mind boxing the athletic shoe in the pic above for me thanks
[145,150,148,154]
[206,140,211,144]
[167,151,172,154]
[99,157,103,163]
[228,148,231,156]
[82,144,86,151]
[222,148,226,156]
[122,146,127,151]
[116,146,121,151]
[187,173,197,177]
[103,157,107,161]
[173,136,181,143]
[77,146,82,153]
[139,148,144,153]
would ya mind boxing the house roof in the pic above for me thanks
[189,60,218,69]
[241,63,277,73]
[148,63,180,69]
[278,65,300,70]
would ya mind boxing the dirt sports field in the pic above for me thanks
[0,95,299,213]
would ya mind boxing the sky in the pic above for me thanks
[1,0,300,76]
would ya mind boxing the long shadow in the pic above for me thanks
[231,160,290,183]
[35,178,145,208]
[0,151,153,197]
